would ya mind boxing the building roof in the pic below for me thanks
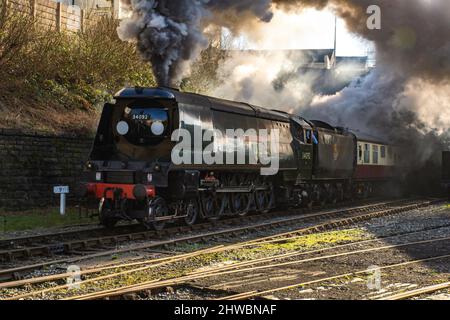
[350,130,389,145]
[228,49,335,66]
[336,56,368,64]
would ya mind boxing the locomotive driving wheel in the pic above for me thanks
[99,198,118,228]
[184,199,199,226]
[200,192,219,221]
[225,174,250,216]
[329,184,338,204]
[255,188,273,213]
[317,185,328,207]
[141,197,168,230]
[231,193,251,216]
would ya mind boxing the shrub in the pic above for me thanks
[0,7,155,134]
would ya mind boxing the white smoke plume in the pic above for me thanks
[119,0,450,188]
[118,0,450,87]
[212,50,327,112]
[293,0,450,139]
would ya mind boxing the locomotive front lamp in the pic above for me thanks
[86,162,99,171]
[151,121,165,136]
[116,121,129,136]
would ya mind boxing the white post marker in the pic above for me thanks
[54,186,70,215]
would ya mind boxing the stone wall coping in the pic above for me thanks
[0,128,94,140]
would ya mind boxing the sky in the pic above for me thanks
[225,8,374,57]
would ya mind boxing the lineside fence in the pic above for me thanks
[0,0,119,32]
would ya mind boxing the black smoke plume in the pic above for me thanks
[118,0,273,87]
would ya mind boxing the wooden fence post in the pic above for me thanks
[80,8,84,32]
[31,0,36,18]
[3,0,9,16]
[110,0,114,18]
[56,2,62,31]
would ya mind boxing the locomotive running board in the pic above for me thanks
[153,214,188,222]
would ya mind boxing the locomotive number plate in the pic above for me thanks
[132,114,150,120]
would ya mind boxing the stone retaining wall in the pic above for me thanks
[0,129,93,210]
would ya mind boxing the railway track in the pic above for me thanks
[5,215,449,295]
[0,224,142,250]
[0,198,428,281]
[62,233,450,301]
[0,198,423,262]
[379,282,450,300]
[0,198,442,300]
[219,254,450,300]
[0,199,393,263]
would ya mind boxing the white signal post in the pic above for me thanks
[54,186,70,215]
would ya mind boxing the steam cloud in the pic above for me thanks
[119,0,450,193]
[117,0,274,87]
[119,0,450,88]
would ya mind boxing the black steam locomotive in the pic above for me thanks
[81,87,399,229]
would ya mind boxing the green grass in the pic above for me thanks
[186,229,368,266]
[0,208,96,234]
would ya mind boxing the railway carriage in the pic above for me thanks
[80,87,401,228]
[352,132,401,196]
[354,134,398,180]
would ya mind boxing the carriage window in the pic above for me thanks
[364,144,370,163]
[358,145,363,161]
[373,145,379,164]
[380,146,386,158]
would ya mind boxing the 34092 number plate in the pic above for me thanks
[132,114,150,120]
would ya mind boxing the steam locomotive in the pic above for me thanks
[80,87,400,229]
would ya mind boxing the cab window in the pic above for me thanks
[295,127,305,143]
